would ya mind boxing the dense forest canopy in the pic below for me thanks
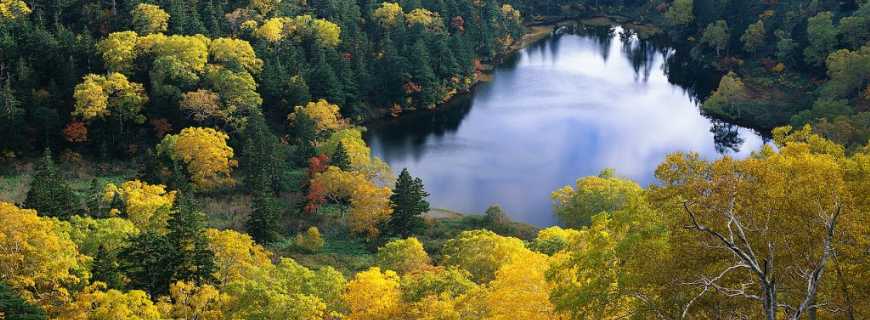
[0,0,869,319]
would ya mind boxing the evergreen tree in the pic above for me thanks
[241,114,280,192]
[408,38,439,108]
[386,168,429,237]
[91,245,126,290]
[118,232,176,295]
[0,281,46,320]
[291,111,318,166]
[331,142,352,171]
[166,193,216,285]
[24,149,79,219]
[246,190,282,244]
[308,47,343,104]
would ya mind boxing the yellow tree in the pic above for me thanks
[60,283,162,320]
[376,237,431,274]
[372,2,404,28]
[130,4,169,34]
[65,216,140,256]
[102,180,176,234]
[343,267,402,320]
[72,73,149,126]
[157,127,237,190]
[97,31,140,74]
[204,228,273,285]
[0,0,31,22]
[485,252,561,320]
[288,99,347,133]
[209,38,263,74]
[320,128,371,168]
[530,226,580,255]
[312,167,392,238]
[650,125,866,319]
[440,229,530,283]
[156,281,228,320]
[551,168,645,228]
[0,202,86,312]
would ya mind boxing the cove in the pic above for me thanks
[364,25,767,226]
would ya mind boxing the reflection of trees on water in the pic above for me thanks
[618,29,658,82]
[364,95,474,161]
[710,120,745,153]
[578,25,615,62]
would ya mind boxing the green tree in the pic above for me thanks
[330,142,352,171]
[701,20,729,57]
[24,149,79,219]
[804,11,838,66]
[408,38,439,108]
[741,20,765,54]
[386,168,429,237]
[665,0,694,26]
[90,245,126,290]
[291,111,318,166]
[119,232,176,295]
[240,114,282,192]
[246,191,282,244]
[0,281,46,320]
[166,193,216,285]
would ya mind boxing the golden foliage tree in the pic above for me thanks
[440,229,530,283]
[376,237,431,274]
[72,73,148,125]
[343,267,402,320]
[157,127,237,190]
[130,4,169,34]
[102,180,176,234]
[312,167,392,238]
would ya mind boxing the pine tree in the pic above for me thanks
[246,190,282,244]
[308,47,343,104]
[386,168,430,237]
[118,232,176,295]
[241,114,280,192]
[0,281,47,320]
[331,142,352,171]
[91,245,126,290]
[24,148,79,219]
[408,38,439,108]
[292,111,318,167]
[166,193,215,285]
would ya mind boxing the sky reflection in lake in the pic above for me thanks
[365,27,766,226]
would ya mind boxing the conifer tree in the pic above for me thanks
[241,114,280,192]
[246,190,282,244]
[166,192,215,285]
[409,38,439,108]
[91,245,126,290]
[118,232,175,295]
[386,168,429,237]
[292,111,318,166]
[0,281,47,320]
[331,142,352,171]
[24,148,79,219]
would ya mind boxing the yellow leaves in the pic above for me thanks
[0,0,30,22]
[373,2,404,28]
[179,89,223,122]
[72,73,148,123]
[248,0,279,15]
[441,230,530,283]
[289,99,346,133]
[376,237,431,274]
[485,252,559,320]
[0,202,84,312]
[61,282,161,320]
[130,4,169,35]
[102,180,176,234]
[293,226,324,253]
[530,226,580,255]
[157,281,228,320]
[66,216,139,256]
[205,228,272,285]
[253,16,341,47]
[344,267,402,320]
[158,127,237,190]
[406,8,438,27]
[209,38,263,74]
[97,31,140,74]
[551,169,646,228]
[312,167,392,239]
[500,4,521,23]
[321,128,371,168]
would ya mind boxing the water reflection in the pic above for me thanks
[365,26,766,226]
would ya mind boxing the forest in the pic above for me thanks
[0,0,869,319]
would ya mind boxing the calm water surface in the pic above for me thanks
[365,26,766,226]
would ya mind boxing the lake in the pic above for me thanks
[364,25,766,226]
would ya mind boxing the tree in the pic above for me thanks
[0,202,85,312]
[66,215,140,256]
[804,11,838,66]
[131,4,170,34]
[741,20,765,54]
[376,237,430,274]
[386,168,429,237]
[0,281,46,320]
[61,283,162,320]
[293,226,324,253]
[90,245,127,290]
[441,230,530,283]
[101,180,176,234]
[72,73,148,128]
[204,228,273,285]
[118,232,176,295]
[320,128,371,168]
[551,169,644,228]
[290,110,318,166]
[330,142,352,171]
[24,149,79,219]
[485,252,560,320]
[157,281,228,320]
[0,0,31,23]
[157,127,237,190]
[246,190,282,244]
[665,0,694,26]
[651,126,864,319]
[702,71,747,118]
[701,20,729,57]
[96,32,140,74]
[343,267,402,320]
[288,99,346,133]
[529,226,580,255]
[166,193,216,286]
[312,166,392,239]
